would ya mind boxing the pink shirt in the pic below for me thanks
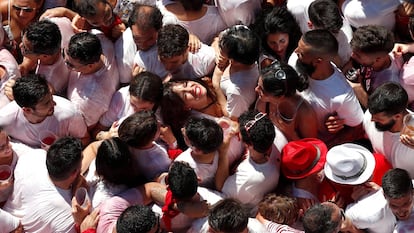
[0,47,20,108]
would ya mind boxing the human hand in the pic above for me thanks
[325,113,345,133]
[71,14,89,33]
[112,23,126,40]
[351,182,380,201]
[159,124,177,148]
[393,43,411,57]
[80,208,100,232]
[188,34,201,54]
[400,133,414,149]
[132,64,145,77]
[71,195,91,225]
[9,223,24,233]
[4,79,16,101]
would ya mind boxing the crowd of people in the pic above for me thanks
[1,0,414,232]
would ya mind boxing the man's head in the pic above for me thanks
[367,82,408,132]
[118,110,159,149]
[350,25,394,70]
[258,194,299,226]
[73,0,115,27]
[239,110,275,154]
[64,32,103,74]
[182,117,223,154]
[208,198,250,233]
[308,0,343,34]
[21,20,62,61]
[128,4,162,51]
[303,202,345,233]
[382,168,414,220]
[157,24,189,74]
[12,74,56,124]
[116,205,160,233]
[294,29,338,76]
[46,137,82,184]
[167,161,198,200]
[219,25,260,66]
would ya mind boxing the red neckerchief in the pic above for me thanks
[162,188,180,231]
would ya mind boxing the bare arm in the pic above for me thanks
[81,140,103,174]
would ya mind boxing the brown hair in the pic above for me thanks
[258,194,299,226]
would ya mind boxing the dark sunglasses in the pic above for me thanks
[12,5,36,13]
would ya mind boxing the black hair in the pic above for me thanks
[367,82,408,116]
[179,0,203,11]
[382,168,413,199]
[68,32,102,65]
[184,116,223,154]
[73,0,109,18]
[157,24,189,58]
[116,205,158,233]
[239,110,275,153]
[167,161,198,200]
[24,20,62,55]
[219,25,260,65]
[208,198,250,233]
[118,111,158,148]
[303,203,339,233]
[129,71,163,111]
[350,25,394,55]
[260,61,308,97]
[12,74,50,109]
[46,137,82,181]
[96,137,137,186]
[302,29,338,57]
[308,0,343,34]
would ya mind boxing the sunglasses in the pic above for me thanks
[244,112,267,133]
[12,5,35,13]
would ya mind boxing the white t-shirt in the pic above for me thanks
[341,0,401,31]
[394,205,414,233]
[221,144,281,206]
[0,47,20,108]
[299,65,364,142]
[158,1,227,45]
[220,65,259,118]
[99,86,135,127]
[114,27,136,84]
[400,56,414,106]
[286,0,314,33]
[0,95,88,148]
[134,43,216,81]
[215,0,262,27]
[346,189,396,233]
[188,217,269,233]
[175,149,219,189]
[363,110,414,178]
[366,53,403,93]
[0,209,20,233]
[67,33,120,127]
[3,149,76,233]
[129,142,171,181]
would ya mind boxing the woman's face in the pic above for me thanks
[171,81,208,109]
[255,77,273,102]
[266,32,289,59]
[129,95,155,113]
[12,0,39,25]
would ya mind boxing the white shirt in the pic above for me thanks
[299,65,364,142]
[215,0,262,27]
[114,27,136,84]
[134,43,216,81]
[67,32,119,127]
[3,149,76,233]
[0,47,20,108]
[99,86,135,127]
[220,64,259,118]
[363,110,414,178]
[346,189,396,233]
[0,95,87,148]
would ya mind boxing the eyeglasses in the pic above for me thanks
[12,5,35,13]
[244,112,267,133]
[62,48,84,70]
